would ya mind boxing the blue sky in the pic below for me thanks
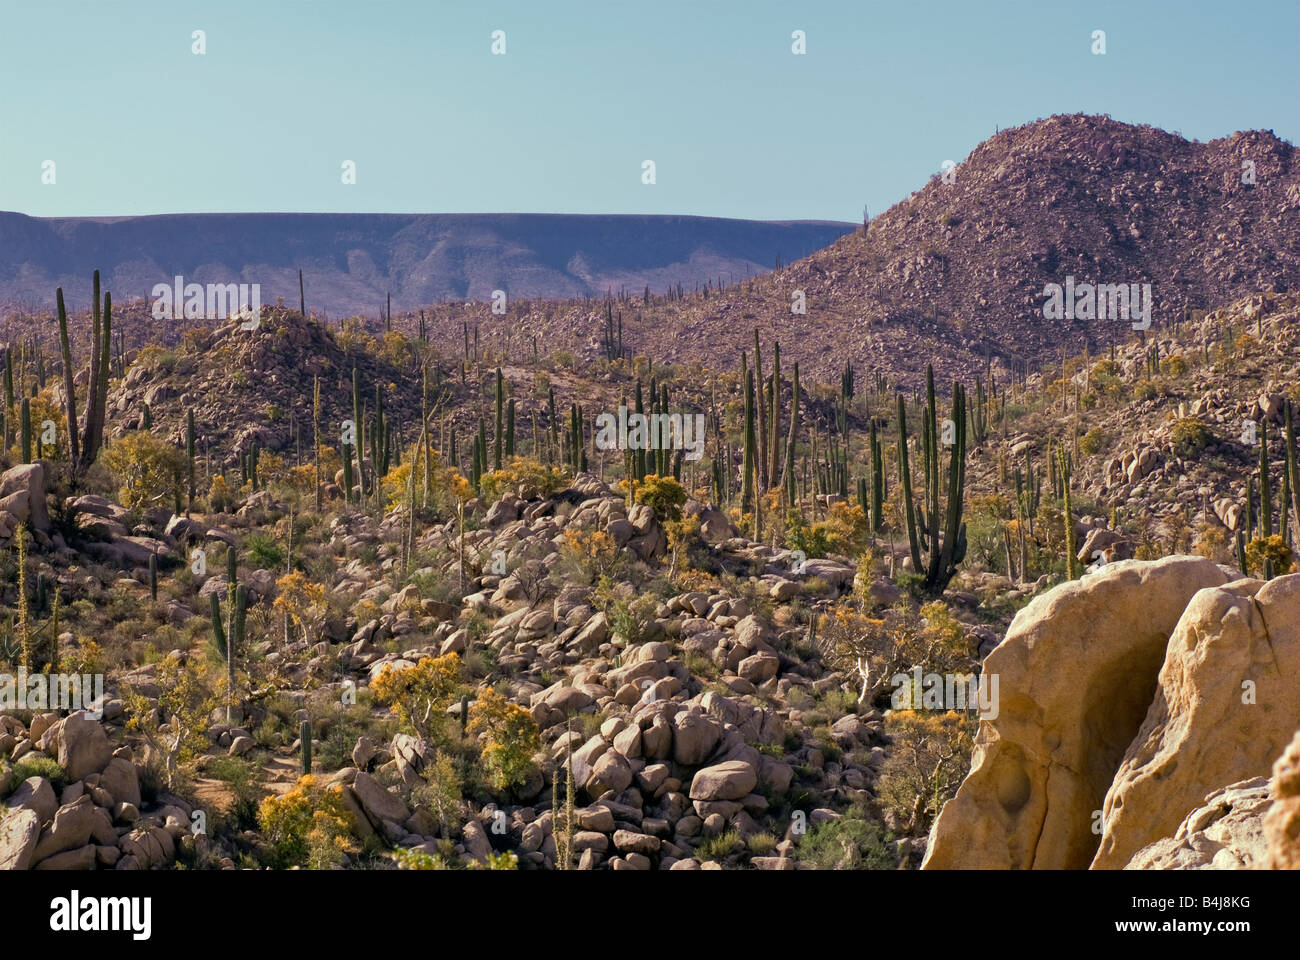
[1,0,1295,221]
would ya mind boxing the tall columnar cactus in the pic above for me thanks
[16,526,31,669]
[342,438,354,504]
[506,398,516,458]
[899,366,968,595]
[652,384,666,477]
[547,388,559,465]
[352,367,363,498]
[494,367,504,471]
[1245,475,1255,542]
[473,417,486,489]
[370,397,381,502]
[568,403,584,474]
[210,593,226,653]
[148,552,158,600]
[373,384,389,482]
[186,408,197,509]
[1287,400,1300,546]
[381,406,391,479]
[46,585,60,672]
[227,583,247,723]
[753,332,768,495]
[19,397,31,463]
[633,382,646,481]
[972,376,989,444]
[1282,446,1293,551]
[208,546,245,721]
[769,342,782,490]
[3,344,14,448]
[80,273,112,471]
[897,393,921,566]
[55,288,80,465]
[300,720,312,774]
[741,365,756,515]
[1060,448,1078,580]
[226,544,238,628]
[1259,419,1272,539]
[312,376,323,512]
[1021,446,1041,531]
[602,300,619,362]
[869,417,884,532]
[783,362,800,506]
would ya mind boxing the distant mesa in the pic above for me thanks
[0,211,855,316]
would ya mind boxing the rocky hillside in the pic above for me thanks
[0,458,974,871]
[411,115,1300,389]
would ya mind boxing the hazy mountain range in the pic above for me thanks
[0,211,855,316]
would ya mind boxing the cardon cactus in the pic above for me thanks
[301,720,312,774]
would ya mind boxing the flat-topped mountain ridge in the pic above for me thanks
[0,211,855,316]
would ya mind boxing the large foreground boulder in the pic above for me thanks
[922,556,1230,869]
[1093,574,1300,868]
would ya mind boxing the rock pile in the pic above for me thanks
[0,710,187,871]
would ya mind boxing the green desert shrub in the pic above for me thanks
[1171,417,1212,458]
[797,815,897,870]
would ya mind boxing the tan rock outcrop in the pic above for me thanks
[1093,574,1300,868]
[922,556,1229,869]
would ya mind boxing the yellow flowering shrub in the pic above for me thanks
[257,774,355,869]
[468,687,541,792]
[371,653,463,743]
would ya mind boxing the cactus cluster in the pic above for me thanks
[898,365,968,594]
[49,273,113,473]
[241,441,261,489]
[733,331,798,525]
[602,300,624,362]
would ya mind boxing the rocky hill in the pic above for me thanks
[409,115,1300,389]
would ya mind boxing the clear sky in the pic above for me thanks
[1,0,1295,222]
